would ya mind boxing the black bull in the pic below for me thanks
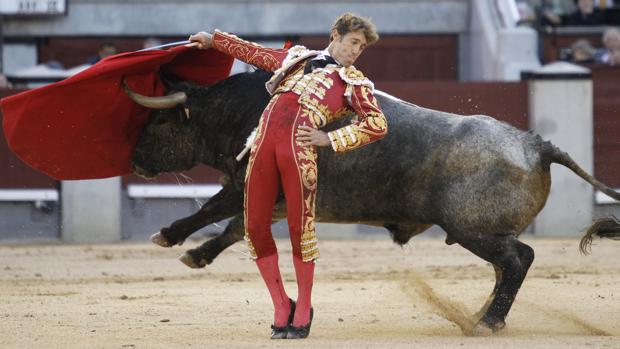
[128,70,620,334]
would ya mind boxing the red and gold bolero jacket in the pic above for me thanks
[212,30,387,153]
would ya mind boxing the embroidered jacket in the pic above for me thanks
[212,30,387,152]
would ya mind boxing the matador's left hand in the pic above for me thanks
[296,125,330,147]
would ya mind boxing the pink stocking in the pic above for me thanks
[256,254,291,327]
[292,256,315,326]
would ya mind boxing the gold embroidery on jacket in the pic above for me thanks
[274,65,352,128]
[327,84,387,152]
[339,65,375,90]
[213,31,281,71]
[275,65,335,99]
[266,46,317,92]
[299,96,350,128]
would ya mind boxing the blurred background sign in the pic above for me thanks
[0,0,67,16]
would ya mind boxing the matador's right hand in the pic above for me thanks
[188,31,213,50]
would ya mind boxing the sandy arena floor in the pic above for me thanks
[0,237,619,349]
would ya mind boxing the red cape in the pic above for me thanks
[1,45,234,180]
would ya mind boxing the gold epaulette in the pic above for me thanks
[339,66,375,91]
[265,46,318,95]
[280,45,311,68]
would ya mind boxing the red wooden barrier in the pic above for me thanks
[592,66,620,187]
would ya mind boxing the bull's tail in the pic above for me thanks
[543,142,620,202]
[543,142,620,254]
[579,216,620,254]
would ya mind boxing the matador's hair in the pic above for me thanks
[330,13,379,45]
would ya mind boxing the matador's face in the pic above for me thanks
[329,30,368,68]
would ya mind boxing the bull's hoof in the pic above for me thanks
[150,232,173,247]
[469,323,493,337]
[469,319,505,337]
[179,252,207,269]
[150,232,184,248]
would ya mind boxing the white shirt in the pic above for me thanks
[313,49,342,66]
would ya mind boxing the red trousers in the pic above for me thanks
[244,92,319,261]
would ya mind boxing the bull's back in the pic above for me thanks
[315,94,551,232]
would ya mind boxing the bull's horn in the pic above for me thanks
[123,80,187,109]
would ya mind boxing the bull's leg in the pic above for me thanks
[152,185,243,247]
[473,265,502,321]
[456,234,534,335]
[178,214,245,268]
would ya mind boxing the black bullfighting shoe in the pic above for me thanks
[270,299,296,339]
[286,307,314,339]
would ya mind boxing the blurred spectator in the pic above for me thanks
[562,28,620,65]
[142,37,162,50]
[531,0,611,25]
[600,1,620,25]
[86,42,117,65]
[516,0,538,25]
[568,38,599,62]
[531,0,576,26]
[0,73,12,89]
[598,27,620,64]
[564,0,606,25]
[594,0,615,9]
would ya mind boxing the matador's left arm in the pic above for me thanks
[326,74,388,153]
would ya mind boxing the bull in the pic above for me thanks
[125,70,620,335]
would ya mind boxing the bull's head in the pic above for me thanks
[125,70,274,179]
[125,80,202,178]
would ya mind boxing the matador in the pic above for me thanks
[189,12,387,339]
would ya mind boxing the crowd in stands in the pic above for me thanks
[565,27,620,64]
[1,37,167,89]
[517,0,620,65]
[85,42,118,65]
[519,0,619,26]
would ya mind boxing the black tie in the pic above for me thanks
[303,56,338,74]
